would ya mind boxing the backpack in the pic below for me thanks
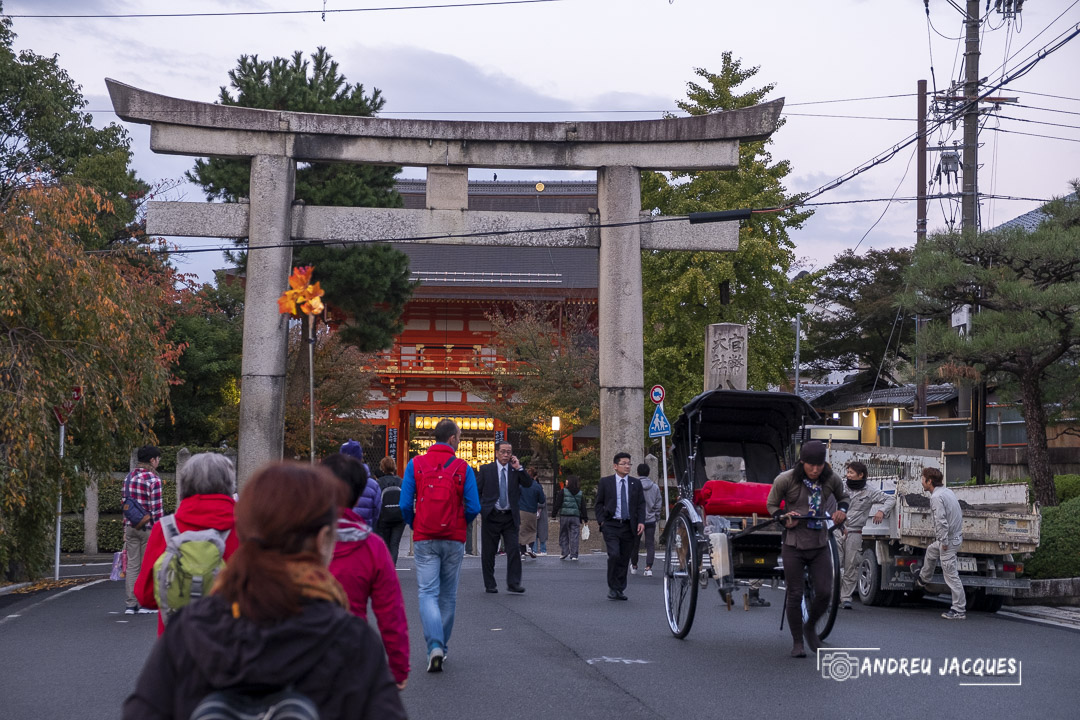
[379,480,403,526]
[191,688,319,720]
[153,514,229,624]
[412,455,467,538]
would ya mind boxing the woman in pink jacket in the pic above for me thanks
[321,453,410,689]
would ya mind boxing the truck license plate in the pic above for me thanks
[958,557,977,572]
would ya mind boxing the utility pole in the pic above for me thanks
[915,79,928,418]
[962,0,988,485]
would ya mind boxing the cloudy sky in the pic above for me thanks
[6,0,1079,283]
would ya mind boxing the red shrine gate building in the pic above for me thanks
[362,179,599,472]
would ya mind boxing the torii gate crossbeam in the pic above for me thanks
[107,79,783,485]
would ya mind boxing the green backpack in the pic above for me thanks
[153,515,229,624]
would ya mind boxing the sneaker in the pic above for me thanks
[137,607,156,614]
[913,575,928,591]
[643,568,653,577]
[630,566,637,575]
[843,600,853,610]
[527,549,537,558]
[561,554,569,560]
[427,647,444,672]
[942,610,966,620]
[124,607,137,615]
[571,556,578,561]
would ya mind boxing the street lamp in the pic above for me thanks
[551,416,561,501]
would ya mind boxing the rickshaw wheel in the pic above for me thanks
[801,530,840,640]
[664,508,699,638]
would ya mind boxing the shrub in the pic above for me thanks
[561,446,600,499]
[1054,474,1080,504]
[96,474,178,515]
[1025,495,1080,579]
[60,515,125,553]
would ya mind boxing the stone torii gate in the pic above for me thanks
[107,79,782,486]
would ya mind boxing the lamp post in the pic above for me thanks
[551,416,561,501]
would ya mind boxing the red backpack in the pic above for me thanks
[412,453,467,539]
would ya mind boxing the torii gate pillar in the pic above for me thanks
[597,166,645,465]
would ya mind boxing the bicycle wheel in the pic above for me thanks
[663,507,699,638]
[801,530,840,640]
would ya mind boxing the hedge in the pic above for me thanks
[60,515,125,553]
[1054,474,1080,504]
[1025,495,1080,580]
[92,476,178,515]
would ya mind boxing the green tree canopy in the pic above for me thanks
[903,182,1080,507]
[187,47,414,351]
[804,247,915,385]
[641,55,813,415]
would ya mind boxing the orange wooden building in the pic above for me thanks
[361,179,599,471]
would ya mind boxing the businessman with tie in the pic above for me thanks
[477,441,533,593]
[594,452,645,600]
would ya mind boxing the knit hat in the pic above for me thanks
[799,440,827,465]
[340,440,364,462]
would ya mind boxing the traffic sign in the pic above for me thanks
[52,386,83,425]
[650,385,665,404]
[648,404,672,438]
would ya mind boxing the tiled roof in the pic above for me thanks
[814,384,957,411]
[393,244,598,291]
[990,191,1078,233]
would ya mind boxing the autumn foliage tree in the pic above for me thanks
[461,302,599,457]
[1,184,181,578]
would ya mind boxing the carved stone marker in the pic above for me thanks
[705,323,748,391]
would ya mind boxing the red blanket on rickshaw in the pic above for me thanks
[693,479,772,517]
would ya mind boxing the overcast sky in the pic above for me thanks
[6,0,1079,283]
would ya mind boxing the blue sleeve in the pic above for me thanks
[400,460,416,527]
[371,480,382,527]
[463,466,480,524]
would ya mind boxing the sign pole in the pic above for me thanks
[647,385,671,522]
[55,422,65,582]
[661,426,670,523]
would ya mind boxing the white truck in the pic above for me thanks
[826,443,1041,612]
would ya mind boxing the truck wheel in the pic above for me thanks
[981,594,1004,613]
[857,550,886,606]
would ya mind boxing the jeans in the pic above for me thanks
[413,539,465,653]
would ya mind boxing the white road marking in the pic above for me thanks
[586,656,651,665]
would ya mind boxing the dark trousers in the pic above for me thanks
[630,522,657,569]
[377,521,406,567]
[782,543,832,642]
[602,520,634,592]
[481,510,522,590]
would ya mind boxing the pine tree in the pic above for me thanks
[187,48,414,351]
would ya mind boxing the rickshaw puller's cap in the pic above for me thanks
[800,441,827,465]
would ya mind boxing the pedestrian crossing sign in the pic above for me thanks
[649,404,672,438]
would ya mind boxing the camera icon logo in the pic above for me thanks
[820,651,860,682]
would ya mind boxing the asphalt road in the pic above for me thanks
[1,552,1077,720]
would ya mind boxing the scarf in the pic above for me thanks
[285,559,349,609]
[801,476,824,530]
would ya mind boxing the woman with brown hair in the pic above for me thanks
[123,462,407,720]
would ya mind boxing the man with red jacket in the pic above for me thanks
[322,452,410,689]
[135,453,239,635]
[399,419,480,673]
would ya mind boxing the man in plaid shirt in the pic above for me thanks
[123,446,163,614]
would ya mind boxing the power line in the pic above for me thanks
[1,0,563,19]
[1011,89,1080,103]
[995,114,1080,131]
[986,126,1080,143]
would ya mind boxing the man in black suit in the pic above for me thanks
[476,441,533,593]
[594,452,645,600]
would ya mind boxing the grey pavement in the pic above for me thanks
[1,552,1078,720]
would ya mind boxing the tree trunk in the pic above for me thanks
[1020,377,1058,507]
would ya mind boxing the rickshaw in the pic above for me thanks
[662,389,841,640]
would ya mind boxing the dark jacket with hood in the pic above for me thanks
[123,594,406,720]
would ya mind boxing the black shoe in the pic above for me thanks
[791,643,807,658]
[561,554,569,560]
[507,585,525,593]
[843,600,853,610]
[486,587,498,594]
[608,590,620,600]
[913,574,928,591]
[615,591,628,601]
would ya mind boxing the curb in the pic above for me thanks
[1006,577,1080,607]
[0,582,32,597]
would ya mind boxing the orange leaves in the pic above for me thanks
[278,265,325,317]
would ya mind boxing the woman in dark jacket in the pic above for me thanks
[553,475,588,560]
[374,456,406,566]
[123,462,406,720]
